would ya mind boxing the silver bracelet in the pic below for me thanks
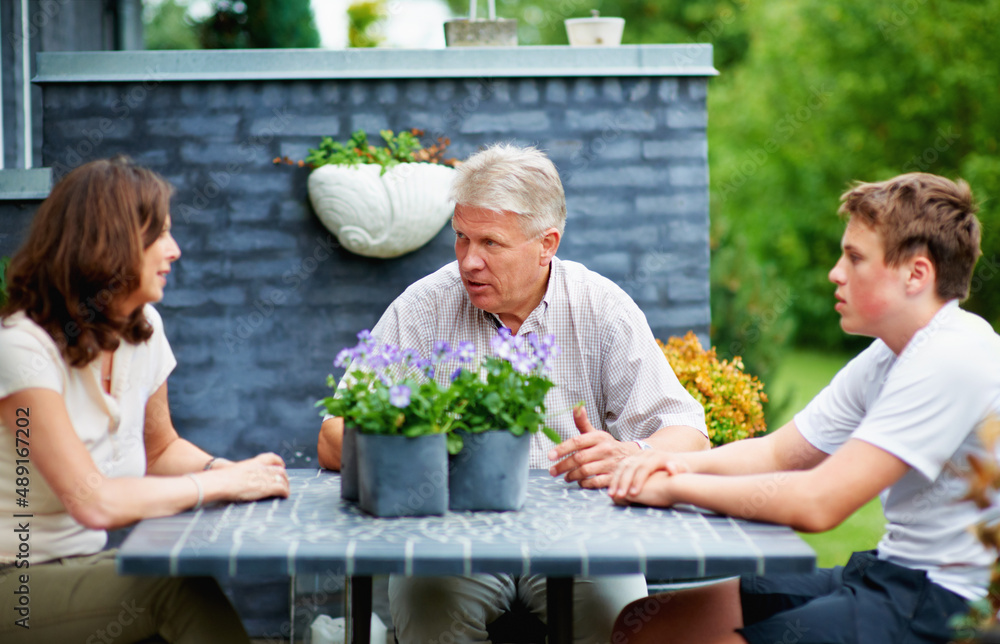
[185,473,204,511]
[203,456,219,471]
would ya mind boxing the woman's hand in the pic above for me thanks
[208,452,289,502]
[607,450,690,503]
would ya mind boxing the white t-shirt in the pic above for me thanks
[795,300,1000,600]
[0,305,176,564]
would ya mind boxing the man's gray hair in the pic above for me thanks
[450,143,566,236]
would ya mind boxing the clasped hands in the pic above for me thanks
[546,405,689,505]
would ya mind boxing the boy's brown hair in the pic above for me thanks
[838,172,981,301]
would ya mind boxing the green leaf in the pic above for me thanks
[542,427,562,445]
[446,432,464,455]
[483,392,503,414]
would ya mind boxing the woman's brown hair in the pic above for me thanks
[1,156,172,367]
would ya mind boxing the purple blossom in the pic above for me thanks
[432,340,453,361]
[491,333,515,360]
[389,384,411,408]
[366,349,389,370]
[334,347,354,368]
[489,329,560,375]
[455,341,476,364]
[367,344,402,370]
[510,352,537,374]
[414,358,435,379]
[451,367,463,382]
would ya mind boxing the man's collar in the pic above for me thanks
[483,257,559,333]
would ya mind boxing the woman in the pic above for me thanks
[0,157,289,642]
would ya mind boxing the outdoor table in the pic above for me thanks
[117,469,815,643]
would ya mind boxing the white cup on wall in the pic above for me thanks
[565,11,625,46]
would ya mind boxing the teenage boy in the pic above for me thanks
[607,172,999,644]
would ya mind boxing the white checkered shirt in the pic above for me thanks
[352,257,706,467]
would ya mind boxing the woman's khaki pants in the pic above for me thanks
[0,549,249,643]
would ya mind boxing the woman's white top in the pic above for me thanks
[0,305,175,564]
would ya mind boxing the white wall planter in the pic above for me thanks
[308,163,457,259]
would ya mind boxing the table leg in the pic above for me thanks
[346,575,373,644]
[288,573,296,643]
[547,576,573,644]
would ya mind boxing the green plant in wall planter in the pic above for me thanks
[289,128,460,259]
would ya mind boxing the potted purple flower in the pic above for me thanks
[318,328,562,516]
[318,331,474,517]
[445,328,560,511]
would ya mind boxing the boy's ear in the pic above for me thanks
[904,254,937,296]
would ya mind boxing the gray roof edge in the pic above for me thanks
[0,168,53,201]
[35,45,719,83]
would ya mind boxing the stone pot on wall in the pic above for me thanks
[307,163,457,259]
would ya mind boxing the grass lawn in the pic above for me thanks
[765,348,885,568]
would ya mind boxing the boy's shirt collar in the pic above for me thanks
[896,299,960,358]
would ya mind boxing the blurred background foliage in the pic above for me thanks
[347,1,388,48]
[144,0,1000,419]
[145,0,319,49]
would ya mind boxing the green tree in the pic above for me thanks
[348,0,387,48]
[143,0,200,50]
[197,0,320,49]
[709,0,1000,350]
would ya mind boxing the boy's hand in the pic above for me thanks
[547,407,640,489]
[610,471,679,507]
[608,451,690,502]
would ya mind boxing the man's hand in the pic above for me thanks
[317,417,345,470]
[608,451,690,503]
[547,407,640,489]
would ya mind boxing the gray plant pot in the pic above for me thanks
[340,425,359,502]
[448,430,531,511]
[356,433,448,517]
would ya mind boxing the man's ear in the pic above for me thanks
[539,228,561,265]
[905,254,937,296]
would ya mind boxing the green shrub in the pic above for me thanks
[659,331,768,447]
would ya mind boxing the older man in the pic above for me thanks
[317,143,708,643]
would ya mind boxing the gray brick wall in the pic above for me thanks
[27,74,712,466]
[0,202,38,258]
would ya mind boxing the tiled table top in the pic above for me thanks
[117,469,815,580]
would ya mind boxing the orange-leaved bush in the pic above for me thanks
[659,331,767,447]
